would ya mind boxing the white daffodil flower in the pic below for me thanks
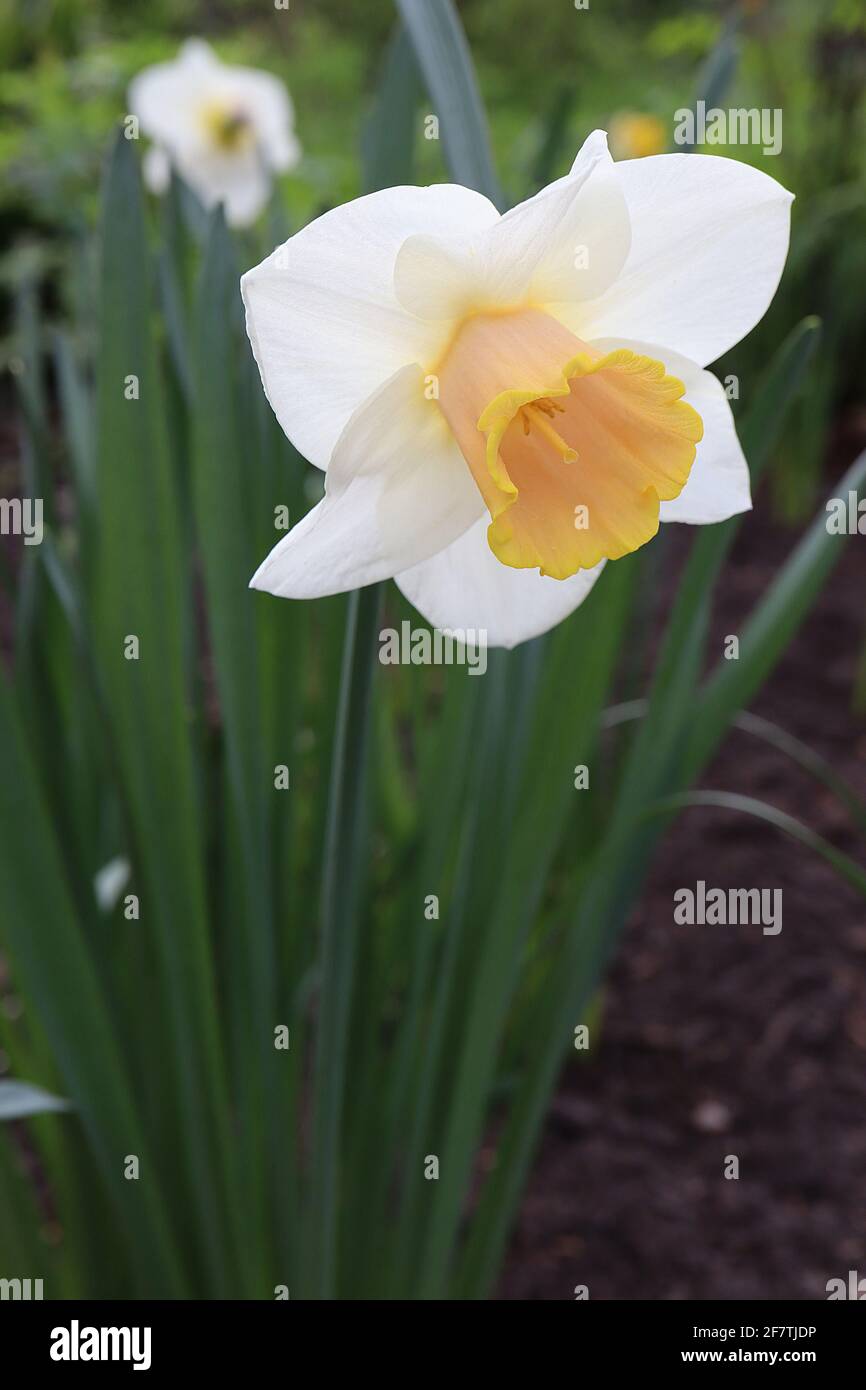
[129,39,300,228]
[242,131,792,647]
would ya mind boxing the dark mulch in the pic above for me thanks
[499,419,866,1301]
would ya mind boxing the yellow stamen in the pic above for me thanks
[200,101,253,152]
[523,403,579,464]
[533,397,566,417]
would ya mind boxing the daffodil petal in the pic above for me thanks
[395,516,606,650]
[194,149,272,227]
[216,67,300,171]
[393,130,630,323]
[576,153,793,368]
[142,145,171,195]
[490,129,630,306]
[130,40,219,151]
[250,365,484,599]
[241,184,500,468]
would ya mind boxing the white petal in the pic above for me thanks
[577,153,793,367]
[250,365,484,599]
[183,147,272,227]
[393,129,630,321]
[211,66,301,172]
[396,516,606,649]
[142,144,171,194]
[129,42,218,151]
[219,158,271,229]
[264,125,301,174]
[178,38,218,69]
[487,129,630,305]
[589,337,751,523]
[93,856,131,914]
[241,184,500,469]
[567,127,613,178]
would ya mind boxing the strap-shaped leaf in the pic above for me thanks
[396,0,502,206]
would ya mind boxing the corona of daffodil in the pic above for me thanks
[243,131,791,646]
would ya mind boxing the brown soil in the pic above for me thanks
[499,422,866,1301]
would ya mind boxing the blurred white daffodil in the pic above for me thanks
[242,131,791,647]
[129,39,300,228]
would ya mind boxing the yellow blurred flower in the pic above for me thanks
[608,112,667,160]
